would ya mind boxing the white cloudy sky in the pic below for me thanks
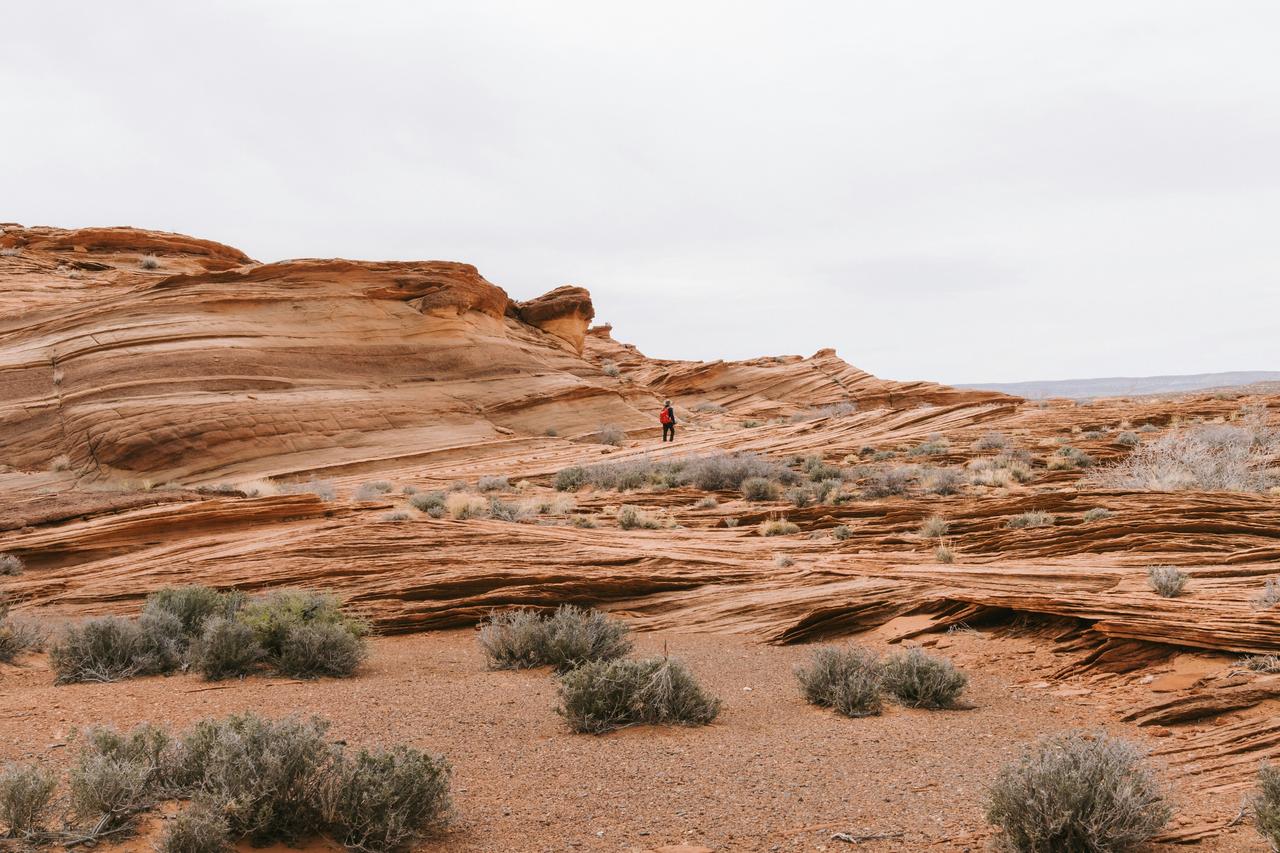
[4,2,1278,383]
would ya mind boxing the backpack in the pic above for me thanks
[659,408,672,425]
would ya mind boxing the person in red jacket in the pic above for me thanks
[659,400,676,442]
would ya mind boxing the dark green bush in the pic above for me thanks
[556,656,721,734]
[237,589,368,664]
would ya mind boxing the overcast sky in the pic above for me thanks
[4,2,1278,383]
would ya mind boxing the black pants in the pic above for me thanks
[662,423,675,442]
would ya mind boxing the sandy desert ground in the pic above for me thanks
[2,224,1279,851]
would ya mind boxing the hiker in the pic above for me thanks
[659,400,676,442]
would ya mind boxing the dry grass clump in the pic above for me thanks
[1254,763,1280,848]
[1241,654,1280,674]
[861,465,915,498]
[1047,446,1094,470]
[1007,510,1055,529]
[741,476,780,502]
[973,431,1009,451]
[1116,431,1140,447]
[0,553,23,576]
[570,514,599,529]
[919,515,949,538]
[935,545,955,564]
[830,524,853,541]
[444,493,487,519]
[409,491,446,513]
[276,479,337,501]
[907,434,950,457]
[476,475,509,492]
[692,401,725,414]
[382,510,411,522]
[759,518,799,537]
[158,802,233,853]
[140,254,160,269]
[556,657,721,734]
[773,554,795,568]
[985,731,1170,853]
[881,648,967,709]
[694,496,719,509]
[597,424,625,446]
[600,359,621,377]
[50,615,182,684]
[353,481,394,501]
[0,599,45,663]
[486,497,532,523]
[1254,577,1280,610]
[617,505,662,530]
[1147,566,1188,598]
[50,453,72,472]
[795,646,883,718]
[0,762,57,840]
[1088,415,1278,492]
[478,605,631,672]
[1083,507,1115,522]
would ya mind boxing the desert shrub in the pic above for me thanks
[1083,508,1115,522]
[922,467,964,495]
[486,497,530,523]
[692,401,725,414]
[50,615,182,684]
[908,435,950,457]
[544,427,558,437]
[1255,577,1280,609]
[409,491,446,512]
[1082,430,1106,440]
[785,485,815,508]
[694,496,718,509]
[1241,655,1280,674]
[140,254,160,269]
[683,452,793,491]
[0,553,23,576]
[741,477,779,502]
[323,745,451,853]
[935,545,955,564]
[1147,566,1188,598]
[1088,416,1279,492]
[353,481,394,501]
[774,554,794,568]
[277,623,367,679]
[617,505,661,530]
[862,466,915,498]
[740,419,762,428]
[51,454,71,472]
[382,511,410,522]
[479,605,631,672]
[444,493,486,519]
[143,586,244,639]
[919,515,949,538]
[553,466,587,492]
[1007,511,1055,529]
[191,617,264,681]
[0,762,57,839]
[277,479,337,501]
[881,648,966,709]
[1116,431,1140,447]
[571,514,599,529]
[973,432,1009,451]
[985,731,1170,853]
[159,802,233,853]
[68,724,172,831]
[759,519,799,537]
[1254,764,1280,849]
[804,461,844,483]
[723,517,739,528]
[476,476,508,492]
[600,359,620,378]
[237,589,368,668]
[597,424,625,446]
[795,646,883,718]
[556,657,721,734]
[176,714,334,844]
[0,602,44,664]
[830,524,853,541]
